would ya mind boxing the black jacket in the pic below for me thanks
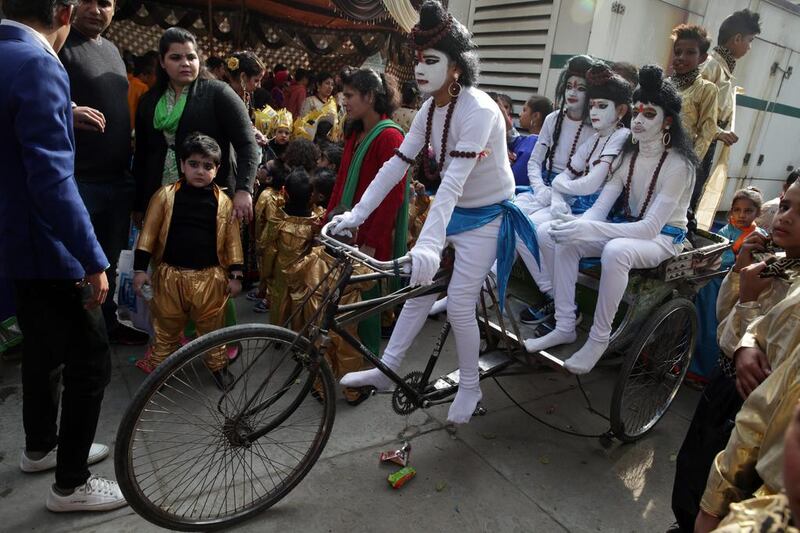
[133,78,259,211]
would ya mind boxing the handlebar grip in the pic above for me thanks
[321,221,411,271]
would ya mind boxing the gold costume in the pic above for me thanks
[292,97,339,142]
[253,105,277,136]
[731,278,800,368]
[285,245,375,400]
[716,271,797,359]
[713,492,798,532]
[701,49,735,132]
[678,75,719,159]
[701,354,800,518]
[260,206,322,326]
[408,190,432,249]
[137,182,243,370]
[254,188,285,254]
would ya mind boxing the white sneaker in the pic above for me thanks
[46,475,128,512]
[20,443,109,473]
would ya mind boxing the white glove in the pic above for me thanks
[533,186,552,207]
[549,198,572,219]
[548,219,583,244]
[408,245,441,287]
[329,211,363,237]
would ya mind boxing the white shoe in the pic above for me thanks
[20,443,109,473]
[46,475,128,512]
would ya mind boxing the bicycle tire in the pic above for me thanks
[115,324,336,531]
[611,298,696,442]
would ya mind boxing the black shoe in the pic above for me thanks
[108,323,149,345]
[212,368,235,391]
[345,388,371,406]
[519,299,555,325]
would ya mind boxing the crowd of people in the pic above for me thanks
[2,0,800,530]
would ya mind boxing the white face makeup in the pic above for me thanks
[630,101,665,143]
[415,49,449,94]
[564,76,587,114]
[589,98,618,133]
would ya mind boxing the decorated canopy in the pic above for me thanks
[109,0,428,78]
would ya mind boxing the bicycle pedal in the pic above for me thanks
[473,403,487,416]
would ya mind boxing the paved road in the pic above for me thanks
[0,299,699,532]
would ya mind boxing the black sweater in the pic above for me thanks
[59,30,130,182]
[133,78,259,211]
[133,184,235,272]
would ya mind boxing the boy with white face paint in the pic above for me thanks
[514,55,594,217]
[523,65,697,375]
[330,0,539,424]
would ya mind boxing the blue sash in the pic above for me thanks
[570,192,601,214]
[446,200,540,311]
[517,168,598,214]
[515,169,559,195]
[608,214,687,244]
[542,169,558,187]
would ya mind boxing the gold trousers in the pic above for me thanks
[150,264,229,371]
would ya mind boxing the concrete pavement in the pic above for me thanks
[0,298,699,532]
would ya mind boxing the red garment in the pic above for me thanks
[327,123,406,261]
[285,83,307,118]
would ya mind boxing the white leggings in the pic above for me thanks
[514,191,547,216]
[513,208,557,295]
[381,218,502,390]
[536,220,677,342]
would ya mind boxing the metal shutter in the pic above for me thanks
[469,0,554,112]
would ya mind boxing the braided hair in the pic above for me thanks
[546,55,594,174]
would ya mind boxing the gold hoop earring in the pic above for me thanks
[662,130,671,146]
[631,136,638,145]
[448,79,462,98]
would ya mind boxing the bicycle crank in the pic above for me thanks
[391,371,426,415]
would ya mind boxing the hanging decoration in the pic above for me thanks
[109,0,420,83]
[329,0,390,23]
[382,0,418,33]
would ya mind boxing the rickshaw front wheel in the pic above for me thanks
[610,298,697,442]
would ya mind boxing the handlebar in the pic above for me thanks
[320,221,412,272]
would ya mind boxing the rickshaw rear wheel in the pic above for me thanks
[610,298,696,442]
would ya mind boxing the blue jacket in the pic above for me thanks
[509,133,539,187]
[0,24,108,280]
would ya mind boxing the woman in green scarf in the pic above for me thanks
[326,68,410,380]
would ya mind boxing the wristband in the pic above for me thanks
[229,273,244,281]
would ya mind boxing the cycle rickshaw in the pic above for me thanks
[114,221,729,530]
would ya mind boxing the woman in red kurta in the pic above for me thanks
[326,68,408,363]
[328,126,406,260]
